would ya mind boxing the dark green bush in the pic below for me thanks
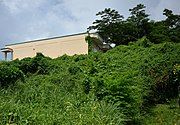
[18,57,32,74]
[30,53,51,74]
[147,63,180,104]
[74,54,87,62]
[16,53,51,75]
[0,64,24,87]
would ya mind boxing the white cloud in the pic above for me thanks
[151,0,180,20]
[2,0,45,14]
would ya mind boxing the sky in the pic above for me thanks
[0,0,180,60]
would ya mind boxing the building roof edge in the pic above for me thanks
[6,32,92,46]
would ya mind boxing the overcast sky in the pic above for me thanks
[0,0,179,60]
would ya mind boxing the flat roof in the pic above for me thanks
[6,32,91,46]
[1,48,13,52]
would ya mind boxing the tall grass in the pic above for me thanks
[0,75,124,124]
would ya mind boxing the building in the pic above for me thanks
[1,33,89,60]
[1,32,111,60]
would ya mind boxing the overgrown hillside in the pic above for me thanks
[0,40,179,124]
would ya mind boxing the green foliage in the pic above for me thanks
[85,35,94,52]
[142,99,180,125]
[0,64,24,87]
[88,4,180,45]
[135,36,152,47]
[68,65,82,75]
[85,36,105,52]
[25,53,51,74]
[128,4,150,38]
[0,42,179,124]
[14,53,51,75]
[147,21,171,44]
[88,4,151,45]
[0,53,51,87]
[88,8,124,45]
[0,75,124,125]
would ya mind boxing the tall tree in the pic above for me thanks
[88,8,124,45]
[163,9,180,28]
[128,4,150,38]
[163,9,180,43]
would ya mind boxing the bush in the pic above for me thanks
[135,36,152,47]
[0,64,24,87]
[16,53,51,75]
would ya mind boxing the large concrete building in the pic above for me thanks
[1,33,91,60]
[1,32,111,60]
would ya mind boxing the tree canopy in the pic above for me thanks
[88,8,124,45]
[88,4,180,46]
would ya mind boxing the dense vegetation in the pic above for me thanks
[0,4,179,125]
[0,39,179,124]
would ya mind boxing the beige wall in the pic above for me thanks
[6,33,88,60]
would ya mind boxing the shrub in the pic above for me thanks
[147,63,180,104]
[0,64,24,87]
[18,57,32,74]
[17,53,51,75]
[135,36,152,47]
